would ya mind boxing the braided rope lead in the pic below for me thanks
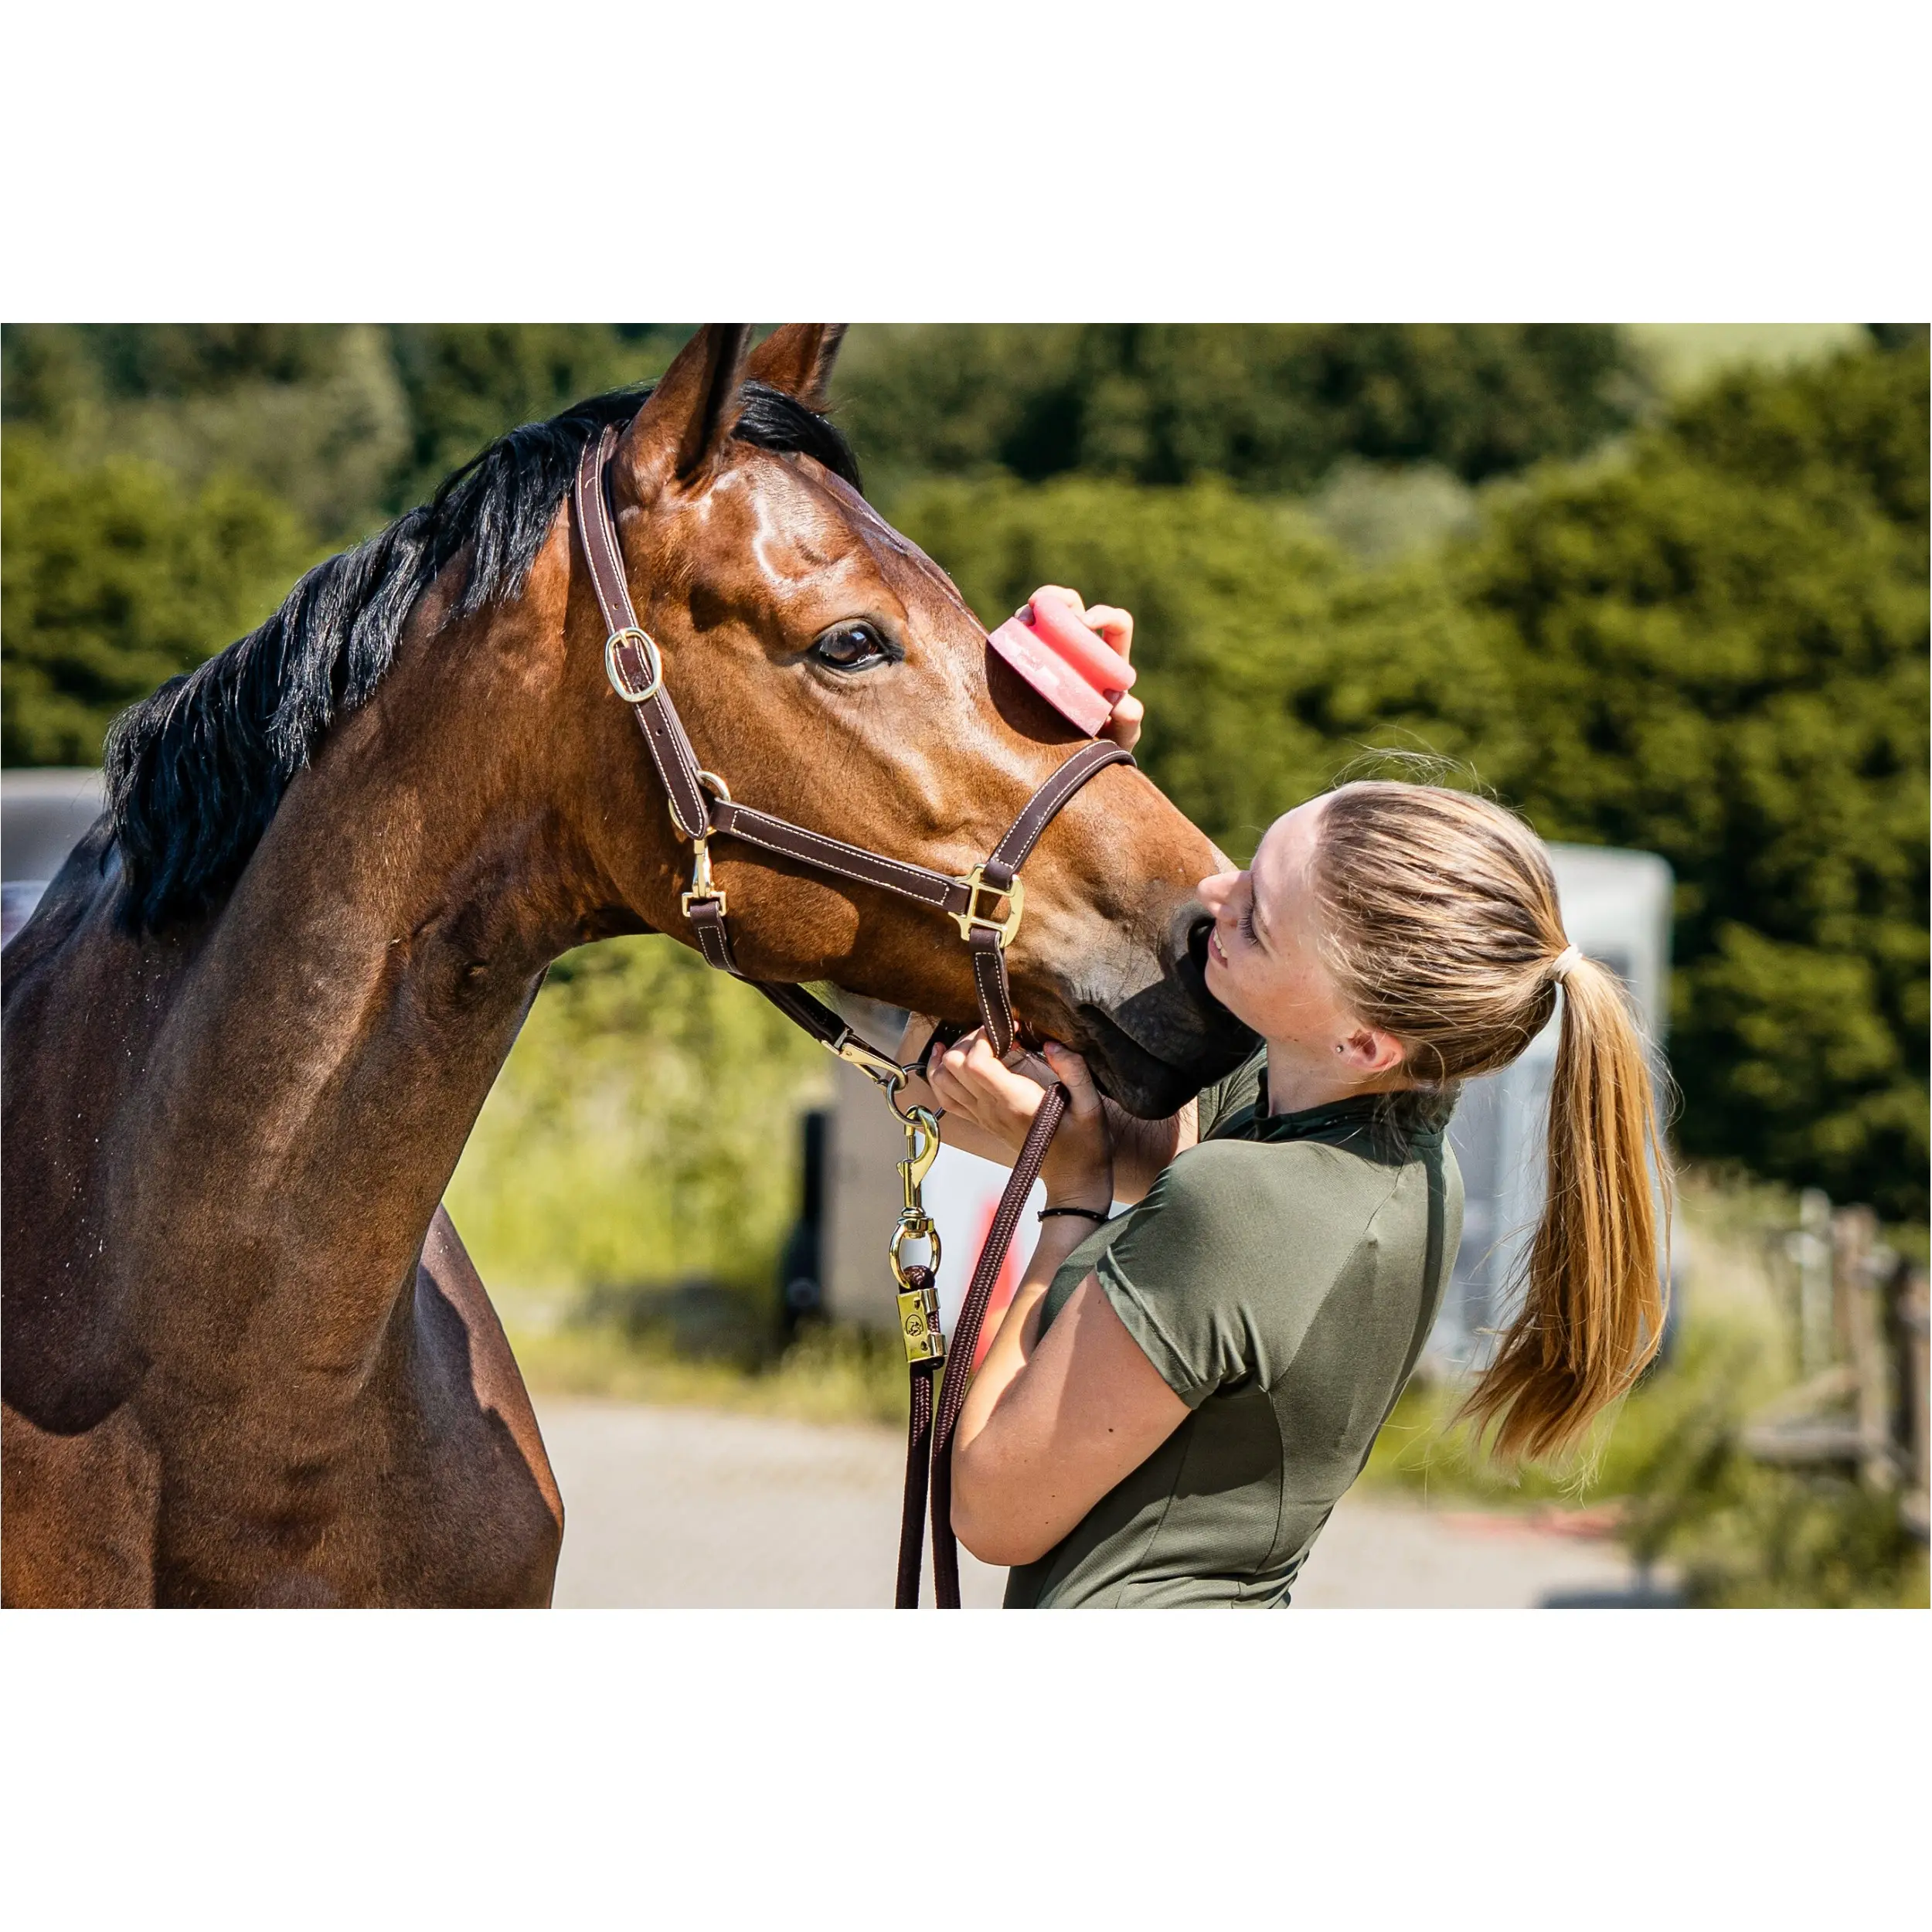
[896,1327,939,1607]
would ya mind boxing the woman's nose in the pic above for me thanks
[1198,869,1240,909]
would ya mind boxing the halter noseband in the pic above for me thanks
[572,423,1132,1081]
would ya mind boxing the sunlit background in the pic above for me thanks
[4,322,1924,1605]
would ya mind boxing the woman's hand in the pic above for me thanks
[895,1012,1193,1200]
[1026,584,1144,753]
[926,1030,1114,1211]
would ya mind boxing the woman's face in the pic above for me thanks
[1197,798,1407,1093]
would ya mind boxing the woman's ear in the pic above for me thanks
[1338,1025,1407,1081]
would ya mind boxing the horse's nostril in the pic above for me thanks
[1163,901,1214,985]
[1186,915,1214,975]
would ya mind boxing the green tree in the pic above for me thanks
[444,937,827,1297]
[1,322,692,540]
[2,323,349,423]
[892,473,1511,853]
[1,431,318,766]
[835,324,1650,498]
[1465,342,1928,1218]
[2,324,410,542]
[386,324,688,508]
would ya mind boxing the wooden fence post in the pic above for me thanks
[1797,1188,1834,1376]
[1831,1207,1891,1491]
[1893,1262,1929,1541]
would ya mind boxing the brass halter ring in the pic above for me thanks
[889,1215,944,1292]
[604,627,664,704]
[668,771,734,840]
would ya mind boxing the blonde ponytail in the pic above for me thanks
[1458,954,1670,1462]
[1312,781,1672,1464]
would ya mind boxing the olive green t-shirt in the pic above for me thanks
[1003,1051,1462,1608]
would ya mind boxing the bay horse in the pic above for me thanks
[1,325,1252,1607]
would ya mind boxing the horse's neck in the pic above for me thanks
[124,607,623,1381]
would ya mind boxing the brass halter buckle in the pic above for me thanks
[604,626,664,703]
[835,1031,913,1097]
[949,864,1025,947]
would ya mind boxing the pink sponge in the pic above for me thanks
[987,597,1136,736]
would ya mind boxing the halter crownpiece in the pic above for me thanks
[1550,943,1582,982]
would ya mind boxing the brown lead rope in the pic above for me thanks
[897,1085,1070,1609]
[895,1281,940,1610]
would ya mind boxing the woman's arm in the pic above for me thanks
[951,1263,1188,1567]
[923,1036,1190,1566]
[1110,1100,1198,1203]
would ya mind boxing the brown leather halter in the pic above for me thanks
[574,425,1129,1606]
[573,424,1131,1070]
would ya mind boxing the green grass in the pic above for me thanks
[505,1298,910,1432]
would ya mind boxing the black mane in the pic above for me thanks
[104,383,862,930]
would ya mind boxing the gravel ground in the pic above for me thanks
[534,1396,1672,1609]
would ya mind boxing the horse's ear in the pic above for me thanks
[615,323,752,492]
[743,325,848,410]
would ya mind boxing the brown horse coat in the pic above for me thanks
[1,326,1250,1607]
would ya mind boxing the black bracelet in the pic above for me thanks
[1038,1205,1107,1223]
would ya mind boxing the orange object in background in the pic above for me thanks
[967,1193,1026,1373]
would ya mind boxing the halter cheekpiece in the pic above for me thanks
[571,422,1132,1078]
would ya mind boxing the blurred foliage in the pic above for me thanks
[385,324,686,509]
[2,322,687,539]
[2,324,413,539]
[1468,342,1929,1219]
[3,320,1922,1257]
[834,324,1651,498]
[1369,1316,1927,1607]
[1625,322,1874,396]
[1618,1347,1927,1609]
[894,338,1930,1222]
[500,1314,910,1430]
[893,472,1510,852]
[2,429,320,765]
[442,937,829,1299]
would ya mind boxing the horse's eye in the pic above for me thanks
[811,624,894,673]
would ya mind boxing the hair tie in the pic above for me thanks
[1549,943,1582,983]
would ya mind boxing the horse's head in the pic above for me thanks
[566,324,1253,1117]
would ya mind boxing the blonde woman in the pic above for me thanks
[904,636,1668,1607]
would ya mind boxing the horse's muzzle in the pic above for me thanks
[1074,904,1257,1118]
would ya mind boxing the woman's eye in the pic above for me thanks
[1239,904,1257,944]
[811,624,894,672]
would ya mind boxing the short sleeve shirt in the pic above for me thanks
[1003,1051,1462,1607]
